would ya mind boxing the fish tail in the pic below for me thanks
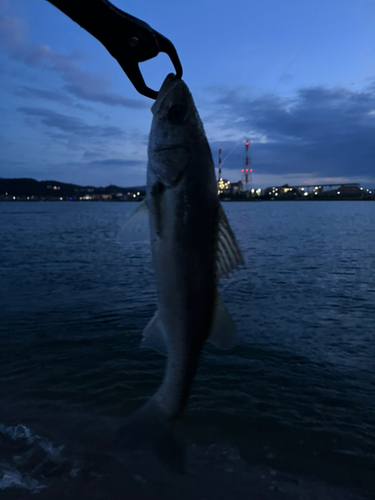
[115,397,185,473]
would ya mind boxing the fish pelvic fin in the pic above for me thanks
[142,296,238,355]
[141,311,168,356]
[115,397,185,473]
[117,198,149,245]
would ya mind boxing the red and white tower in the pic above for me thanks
[241,140,252,192]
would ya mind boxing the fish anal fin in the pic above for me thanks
[208,293,238,350]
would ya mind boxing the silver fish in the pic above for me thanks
[118,74,243,467]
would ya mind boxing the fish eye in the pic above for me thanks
[168,105,187,124]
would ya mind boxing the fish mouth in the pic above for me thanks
[151,74,186,115]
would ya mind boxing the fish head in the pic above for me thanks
[148,74,205,187]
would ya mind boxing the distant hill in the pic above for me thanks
[0,178,146,198]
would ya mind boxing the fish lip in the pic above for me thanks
[151,74,186,116]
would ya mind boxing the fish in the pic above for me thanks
[117,74,244,469]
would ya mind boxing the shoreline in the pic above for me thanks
[1,198,374,203]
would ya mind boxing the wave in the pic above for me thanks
[0,423,77,492]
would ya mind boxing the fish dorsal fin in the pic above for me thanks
[208,293,238,350]
[216,203,244,279]
[117,199,149,245]
[141,311,168,356]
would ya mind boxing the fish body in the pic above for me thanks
[143,74,243,418]
[146,75,220,417]
[118,75,243,466]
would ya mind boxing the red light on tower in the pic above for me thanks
[245,169,248,172]
[245,141,249,147]
[250,169,253,172]
[241,169,244,173]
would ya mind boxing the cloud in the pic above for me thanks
[14,85,111,118]
[0,157,147,187]
[0,8,149,109]
[209,82,375,183]
[63,84,148,109]
[87,158,145,167]
[18,107,124,138]
[15,86,73,105]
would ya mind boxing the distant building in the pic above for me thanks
[90,194,112,201]
[336,185,362,195]
[217,178,230,194]
[230,181,243,193]
[263,186,279,197]
[263,184,299,199]
[262,183,366,200]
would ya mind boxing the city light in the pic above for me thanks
[3,179,371,202]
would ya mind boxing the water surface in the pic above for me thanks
[1,201,374,499]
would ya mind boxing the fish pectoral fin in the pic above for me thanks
[208,293,238,350]
[216,203,245,279]
[117,198,149,245]
[141,311,168,356]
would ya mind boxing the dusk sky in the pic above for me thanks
[0,0,374,188]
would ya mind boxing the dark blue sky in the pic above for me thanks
[0,0,374,187]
